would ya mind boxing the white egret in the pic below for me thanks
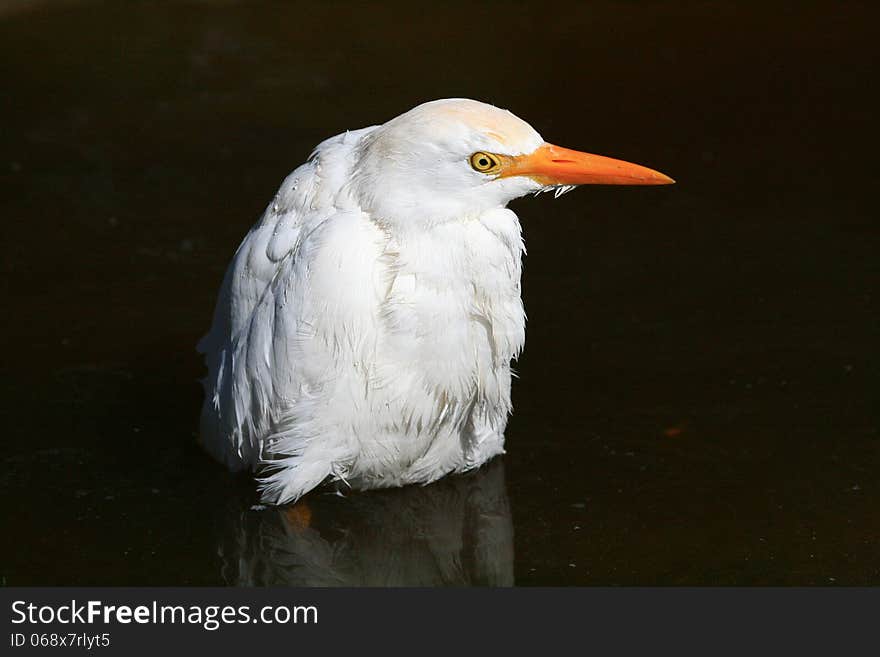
[198,98,673,504]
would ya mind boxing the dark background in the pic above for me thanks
[1,0,877,585]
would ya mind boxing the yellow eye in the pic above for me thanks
[469,151,501,174]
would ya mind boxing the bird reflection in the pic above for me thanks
[218,459,513,586]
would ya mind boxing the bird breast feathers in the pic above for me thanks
[207,128,526,426]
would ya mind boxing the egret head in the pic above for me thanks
[350,98,673,228]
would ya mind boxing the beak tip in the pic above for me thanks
[650,171,675,185]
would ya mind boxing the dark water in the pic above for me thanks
[1,1,877,585]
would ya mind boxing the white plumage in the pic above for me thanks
[198,98,672,504]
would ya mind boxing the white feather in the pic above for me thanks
[199,100,547,504]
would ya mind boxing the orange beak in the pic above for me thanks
[500,143,674,186]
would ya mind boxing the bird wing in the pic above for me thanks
[198,126,383,484]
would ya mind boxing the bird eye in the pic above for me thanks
[469,151,501,174]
